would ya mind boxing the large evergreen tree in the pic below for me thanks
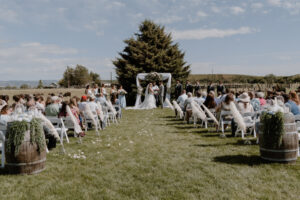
[113,20,190,105]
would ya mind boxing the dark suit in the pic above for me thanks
[207,85,215,93]
[194,84,200,94]
[186,84,193,94]
[217,85,225,94]
[159,84,164,108]
[175,84,182,99]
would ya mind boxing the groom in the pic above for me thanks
[158,81,164,109]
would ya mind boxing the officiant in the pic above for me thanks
[158,81,165,109]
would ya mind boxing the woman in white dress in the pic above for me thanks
[138,83,157,109]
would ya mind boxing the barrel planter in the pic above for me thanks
[259,112,299,163]
[5,120,47,175]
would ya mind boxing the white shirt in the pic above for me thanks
[36,102,45,112]
[194,97,205,105]
[237,102,254,114]
[177,94,188,108]
[78,102,87,112]
[88,101,100,113]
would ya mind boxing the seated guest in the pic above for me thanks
[249,91,260,112]
[45,96,60,116]
[88,95,101,115]
[58,101,68,118]
[177,90,187,109]
[96,93,107,106]
[236,92,254,114]
[0,105,12,123]
[35,96,45,112]
[216,93,234,131]
[257,92,266,106]
[289,91,300,106]
[194,91,204,105]
[203,93,216,109]
[184,92,193,123]
[0,98,7,111]
[283,94,300,115]
[78,95,88,112]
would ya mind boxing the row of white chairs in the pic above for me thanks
[0,103,121,168]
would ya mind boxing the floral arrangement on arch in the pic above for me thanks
[145,72,163,83]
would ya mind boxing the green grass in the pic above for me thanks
[0,109,299,199]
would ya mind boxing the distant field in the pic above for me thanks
[188,74,263,82]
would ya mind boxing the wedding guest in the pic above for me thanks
[85,85,93,96]
[203,93,216,109]
[88,95,101,115]
[194,81,201,95]
[236,92,254,114]
[175,80,182,99]
[0,98,7,111]
[257,92,266,106]
[217,81,225,94]
[118,85,127,108]
[184,92,193,123]
[35,95,45,112]
[78,95,88,112]
[216,93,234,130]
[96,93,107,106]
[100,84,107,99]
[177,90,187,109]
[0,105,12,123]
[45,96,52,107]
[45,96,60,116]
[289,91,300,105]
[207,82,215,94]
[158,81,165,109]
[194,91,205,106]
[283,94,300,115]
[58,101,68,118]
[93,84,99,95]
[110,85,118,103]
[249,91,260,112]
[185,80,193,94]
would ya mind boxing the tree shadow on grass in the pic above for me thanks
[174,126,195,129]
[213,154,266,166]
[159,116,174,119]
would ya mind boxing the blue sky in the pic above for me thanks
[0,0,300,80]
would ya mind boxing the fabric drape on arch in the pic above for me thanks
[134,73,172,108]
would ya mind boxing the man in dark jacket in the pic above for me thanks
[185,80,193,94]
[194,81,201,95]
[217,81,225,94]
[207,82,215,94]
[175,80,182,99]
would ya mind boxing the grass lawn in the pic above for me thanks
[0,109,299,199]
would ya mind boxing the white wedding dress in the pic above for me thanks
[137,84,157,109]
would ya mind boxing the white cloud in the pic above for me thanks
[251,3,264,9]
[267,0,281,6]
[172,27,257,40]
[0,8,19,23]
[230,6,245,15]
[155,15,183,24]
[267,0,300,15]
[0,42,113,80]
[197,11,208,17]
[211,6,221,13]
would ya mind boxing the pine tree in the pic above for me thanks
[37,80,43,89]
[113,20,190,105]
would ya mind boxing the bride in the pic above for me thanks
[137,83,157,109]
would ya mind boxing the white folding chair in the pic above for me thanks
[46,116,69,144]
[82,112,100,136]
[0,131,5,168]
[235,112,257,139]
[218,110,232,134]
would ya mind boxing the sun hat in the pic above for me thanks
[239,92,250,103]
[51,96,59,101]
[257,92,265,98]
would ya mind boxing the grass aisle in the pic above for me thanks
[0,109,299,199]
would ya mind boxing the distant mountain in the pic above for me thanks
[0,80,58,88]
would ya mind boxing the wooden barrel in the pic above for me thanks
[5,125,46,175]
[259,112,299,163]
